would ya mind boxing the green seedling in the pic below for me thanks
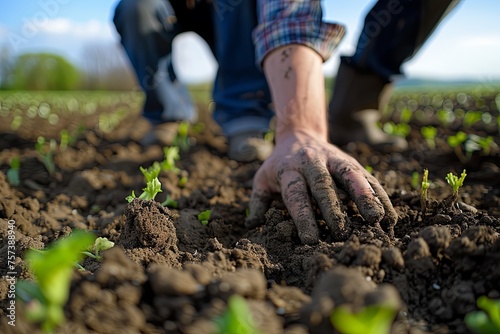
[174,121,190,151]
[59,125,85,151]
[215,295,260,334]
[477,136,495,155]
[465,296,500,334]
[421,169,430,213]
[11,114,23,130]
[466,134,497,156]
[161,146,180,173]
[447,131,468,163]
[463,136,482,161]
[35,136,57,176]
[126,162,163,202]
[400,106,412,124]
[81,237,114,261]
[60,125,84,150]
[446,169,467,198]
[463,111,483,128]
[59,129,70,151]
[16,230,95,333]
[178,175,188,188]
[437,109,455,125]
[330,303,398,334]
[161,195,178,208]
[411,171,419,190]
[365,165,373,174]
[198,209,211,226]
[382,121,411,138]
[420,126,438,150]
[7,156,21,186]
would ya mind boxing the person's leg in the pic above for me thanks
[113,0,195,127]
[328,0,461,150]
[210,0,275,161]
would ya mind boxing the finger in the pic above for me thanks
[279,170,319,245]
[245,185,272,229]
[365,173,398,237]
[303,162,349,240]
[328,160,385,226]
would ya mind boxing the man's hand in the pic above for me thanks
[245,131,397,245]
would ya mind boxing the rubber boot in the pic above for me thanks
[328,62,408,152]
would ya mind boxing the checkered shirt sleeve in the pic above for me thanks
[253,0,345,66]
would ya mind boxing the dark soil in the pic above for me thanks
[1,87,500,334]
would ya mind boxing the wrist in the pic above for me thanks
[274,102,328,142]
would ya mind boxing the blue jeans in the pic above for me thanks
[345,0,461,81]
[212,0,274,137]
[113,0,273,136]
[113,0,212,125]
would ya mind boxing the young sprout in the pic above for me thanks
[476,135,495,155]
[81,237,115,261]
[420,169,430,213]
[382,121,411,138]
[197,209,211,226]
[10,114,23,131]
[126,162,163,202]
[161,146,180,173]
[59,129,70,151]
[445,169,467,198]
[437,109,455,126]
[7,156,21,186]
[420,126,438,150]
[447,131,468,163]
[465,296,500,334]
[411,171,419,191]
[463,136,482,162]
[400,106,412,124]
[161,195,178,208]
[174,121,190,152]
[330,303,398,334]
[463,111,483,128]
[178,175,188,188]
[35,136,57,176]
[215,295,260,334]
[16,230,95,333]
[365,165,373,174]
[61,124,85,150]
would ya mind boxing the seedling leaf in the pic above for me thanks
[20,230,95,332]
[7,156,21,186]
[198,209,211,226]
[465,296,500,334]
[330,304,398,334]
[161,195,178,208]
[445,169,467,196]
[215,295,260,334]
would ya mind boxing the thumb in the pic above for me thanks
[245,181,272,229]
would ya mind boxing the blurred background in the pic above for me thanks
[0,0,499,91]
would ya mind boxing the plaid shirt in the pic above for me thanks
[253,0,345,66]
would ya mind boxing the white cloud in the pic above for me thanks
[36,18,116,41]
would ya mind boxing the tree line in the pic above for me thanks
[0,43,138,91]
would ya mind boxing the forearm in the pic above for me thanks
[263,44,328,142]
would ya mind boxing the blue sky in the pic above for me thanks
[1,0,499,83]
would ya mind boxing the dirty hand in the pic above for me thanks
[245,131,398,245]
